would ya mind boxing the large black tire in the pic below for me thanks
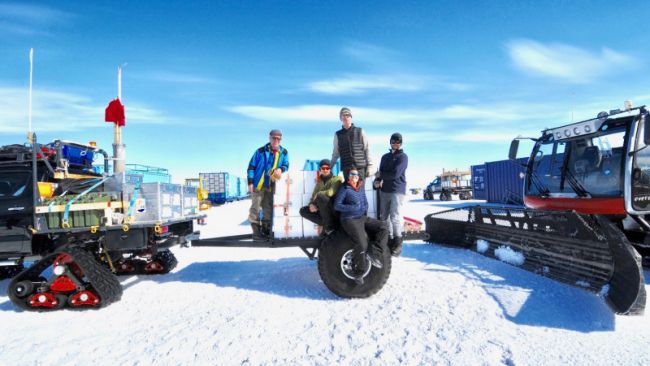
[317,230,392,298]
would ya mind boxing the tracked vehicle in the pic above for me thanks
[426,104,649,315]
[0,136,201,310]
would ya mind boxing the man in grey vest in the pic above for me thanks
[331,107,374,181]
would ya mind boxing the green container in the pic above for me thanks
[84,210,102,227]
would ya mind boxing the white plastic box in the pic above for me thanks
[130,182,183,222]
[273,216,303,238]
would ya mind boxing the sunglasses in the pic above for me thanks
[390,140,401,144]
[349,172,359,177]
[320,166,331,171]
[271,137,282,141]
[341,114,352,118]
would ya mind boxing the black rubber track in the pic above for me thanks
[151,250,178,274]
[0,264,24,280]
[7,247,122,311]
[318,230,392,298]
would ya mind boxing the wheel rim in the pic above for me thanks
[340,249,372,280]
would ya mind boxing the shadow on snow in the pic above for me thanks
[122,257,339,301]
[401,240,620,333]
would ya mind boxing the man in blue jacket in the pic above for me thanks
[247,129,289,240]
[374,132,408,256]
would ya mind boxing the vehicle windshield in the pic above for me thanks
[0,172,30,199]
[527,127,626,197]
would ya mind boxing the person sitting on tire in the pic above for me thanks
[333,167,387,285]
[299,159,343,237]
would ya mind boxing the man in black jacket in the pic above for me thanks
[374,132,408,256]
[331,107,374,181]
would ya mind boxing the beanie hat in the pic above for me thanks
[319,159,332,168]
[339,107,352,117]
[390,132,402,144]
[269,129,282,137]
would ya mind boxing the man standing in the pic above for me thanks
[331,107,374,181]
[247,129,289,240]
[299,159,343,236]
[374,132,408,256]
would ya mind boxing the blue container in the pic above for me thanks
[303,159,341,176]
[485,158,528,205]
[471,164,487,200]
[208,192,227,204]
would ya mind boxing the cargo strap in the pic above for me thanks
[125,182,142,224]
[62,177,108,228]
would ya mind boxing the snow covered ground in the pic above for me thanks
[1,197,649,366]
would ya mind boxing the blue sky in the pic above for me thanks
[1,1,649,187]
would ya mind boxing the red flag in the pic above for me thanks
[105,98,125,127]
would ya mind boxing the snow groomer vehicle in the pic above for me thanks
[426,102,648,315]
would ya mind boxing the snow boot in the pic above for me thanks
[367,249,383,269]
[251,223,266,241]
[352,252,369,285]
[390,236,403,257]
[260,221,272,238]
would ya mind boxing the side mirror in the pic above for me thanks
[644,117,650,145]
[508,139,519,160]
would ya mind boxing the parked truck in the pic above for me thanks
[422,169,472,201]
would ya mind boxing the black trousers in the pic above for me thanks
[299,194,337,231]
[340,216,389,259]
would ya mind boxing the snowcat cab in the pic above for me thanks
[425,104,648,315]
[513,105,650,258]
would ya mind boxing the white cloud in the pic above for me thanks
[506,39,636,83]
[308,75,423,95]
[0,86,169,133]
[0,3,74,35]
[341,41,400,66]
[227,103,531,125]
[307,73,471,95]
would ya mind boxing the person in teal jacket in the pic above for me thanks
[247,129,289,240]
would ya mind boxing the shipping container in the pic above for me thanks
[199,172,248,204]
[484,158,528,205]
[471,164,487,200]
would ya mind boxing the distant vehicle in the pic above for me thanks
[423,170,472,201]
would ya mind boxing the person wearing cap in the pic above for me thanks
[299,159,344,236]
[374,132,408,256]
[247,129,289,240]
[331,107,374,181]
[334,166,388,285]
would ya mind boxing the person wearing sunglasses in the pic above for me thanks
[246,129,289,240]
[331,107,374,181]
[299,159,343,236]
[374,132,408,256]
[334,167,388,285]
